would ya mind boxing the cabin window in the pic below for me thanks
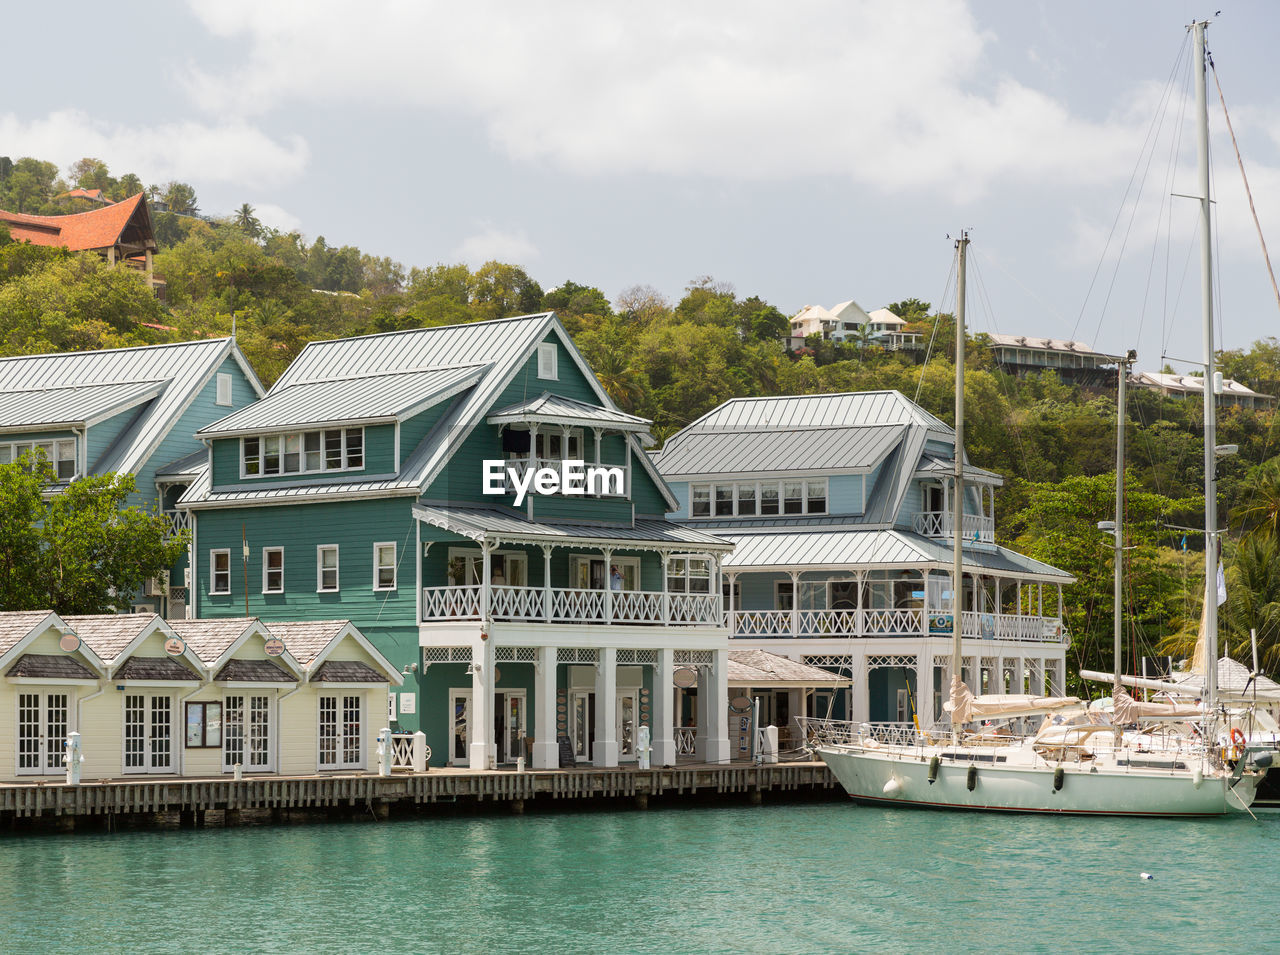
[666,556,711,594]
[737,484,757,516]
[185,701,222,748]
[760,484,780,515]
[714,484,734,516]
[243,427,366,477]
[532,429,582,462]
[216,372,233,406]
[783,482,804,514]
[262,547,284,594]
[210,549,231,595]
[317,545,339,592]
[374,542,397,591]
[537,342,558,380]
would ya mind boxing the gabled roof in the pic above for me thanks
[61,613,160,662]
[0,338,263,476]
[6,653,98,680]
[487,392,652,433]
[196,364,488,438]
[215,658,295,683]
[0,380,165,432]
[1131,371,1273,401]
[155,449,208,479]
[0,611,60,657]
[866,308,906,327]
[0,193,155,252]
[728,649,844,686]
[115,656,201,681]
[655,391,952,480]
[830,300,874,324]
[791,304,839,326]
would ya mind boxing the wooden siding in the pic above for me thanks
[86,407,146,470]
[211,423,397,488]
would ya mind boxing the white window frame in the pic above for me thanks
[16,691,73,776]
[774,579,795,611]
[317,545,339,593]
[318,694,364,771]
[537,342,558,380]
[222,693,274,773]
[0,438,77,481]
[215,372,233,406]
[262,546,285,594]
[373,542,397,592]
[446,547,528,586]
[241,427,365,479]
[571,554,641,591]
[122,692,176,775]
[210,548,231,595]
[687,478,829,519]
[666,555,712,594]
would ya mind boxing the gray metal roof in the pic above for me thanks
[720,528,1072,581]
[487,392,652,432]
[0,339,263,475]
[413,503,734,550]
[656,423,903,477]
[155,449,208,479]
[177,463,419,508]
[197,364,487,437]
[0,380,165,431]
[676,391,953,435]
[915,456,1004,485]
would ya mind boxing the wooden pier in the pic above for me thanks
[0,762,840,832]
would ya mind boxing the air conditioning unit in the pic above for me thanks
[133,601,158,614]
[143,577,166,596]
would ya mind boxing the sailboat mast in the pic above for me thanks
[952,233,968,691]
[1194,20,1218,709]
[1113,357,1127,701]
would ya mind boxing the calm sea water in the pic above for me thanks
[1,802,1275,954]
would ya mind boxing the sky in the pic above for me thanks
[4,0,1280,369]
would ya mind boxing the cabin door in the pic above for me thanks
[222,694,274,773]
[449,688,472,766]
[569,690,596,761]
[493,690,526,764]
[124,693,175,774]
[17,692,70,775]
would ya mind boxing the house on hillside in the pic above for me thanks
[654,391,1073,734]
[788,301,920,351]
[0,192,161,292]
[987,333,1123,386]
[178,313,735,771]
[0,339,263,617]
[1130,370,1275,410]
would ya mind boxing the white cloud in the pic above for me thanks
[0,109,308,189]
[252,202,302,233]
[177,0,1146,200]
[452,226,539,266]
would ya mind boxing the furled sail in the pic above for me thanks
[944,674,1083,724]
[1110,688,1200,724]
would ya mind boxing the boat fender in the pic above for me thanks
[883,777,902,797]
[966,765,977,792]
[1192,768,1203,790]
[927,756,940,784]
[1053,767,1064,792]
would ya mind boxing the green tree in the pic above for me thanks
[160,181,199,216]
[0,460,186,614]
[234,203,263,239]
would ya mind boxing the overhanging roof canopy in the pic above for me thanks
[728,649,844,687]
[487,392,652,433]
[0,380,165,432]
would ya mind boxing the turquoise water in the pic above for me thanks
[1,803,1275,954]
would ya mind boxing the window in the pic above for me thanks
[317,545,339,592]
[572,555,640,591]
[532,429,582,462]
[216,372,233,406]
[210,549,231,595]
[537,342,558,380]
[374,542,396,591]
[1,439,77,481]
[775,580,794,611]
[666,556,711,594]
[447,549,527,587]
[687,479,829,518]
[262,547,284,594]
[242,427,365,477]
[185,701,222,748]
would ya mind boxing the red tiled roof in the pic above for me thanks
[0,193,154,253]
[56,188,109,204]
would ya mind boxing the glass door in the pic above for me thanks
[616,690,637,761]
[124,694,174,774]
[223,694,274,772]
[493,691,526,764]
[17,692,69,775]
[570,690,595,761]
[449,689,472,765]
[319,694,364,770]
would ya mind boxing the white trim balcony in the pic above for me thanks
[912,510,995,543]
[420,584,721,627]
[729,608,1065,644]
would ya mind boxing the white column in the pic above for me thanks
[480,541,491,623]
[652,648,676,766]
[695,666,711,761]
[659,549,671,624]
[917,655,935,729]
[542,545,553,623]
[726,572,737,636]
[704,649,731,764]
[853,654,871,722]
[533,647,559,769]
[601,548,613,624]
[789,570,801,637]
[855,570,865,637]
[468,641,492,770]
[593,647,618,766]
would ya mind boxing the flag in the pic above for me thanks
[1217,562,1227,605]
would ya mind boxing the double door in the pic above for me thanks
[222,694,274,772]
[124,693,175,774]
[17,692,69,775]
[448,688,528,765]
[569,689,639,762]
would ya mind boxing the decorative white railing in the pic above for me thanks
[795,718,929,750]
[389,731,431,772]
[423,585,720,627]
[912,510,995,543]
[675,727,697,756]
[162,510,190,540]
[729,608,1065,643]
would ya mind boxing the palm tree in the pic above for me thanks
[1221,534,1280,673]
[592,343,644,412]
[234,203,262,239]
[1230,458,1280,542]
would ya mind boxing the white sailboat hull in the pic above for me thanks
[819,744,1261,817]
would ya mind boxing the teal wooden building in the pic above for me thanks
[0,338,263,617]
[181,314,734,770]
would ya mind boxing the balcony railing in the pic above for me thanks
[730,608,1065,644]
[422,584,720,627]
[912,510,995,544]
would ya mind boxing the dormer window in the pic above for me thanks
[0,439,77,481]
[243,428,364,477]
[537,342,558,380]
[688,478,827,518]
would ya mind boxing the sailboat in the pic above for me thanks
[814,20,1268,815]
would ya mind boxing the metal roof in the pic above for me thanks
[914,456,1004,485]
[413,503,734,550]
[487,392,652,432]
[719,528,1072,581]
[197,364,487,437]
[154,449,208,479]
[655,423,903,477]
[987,333,1124,361]
[0,338,263,475]
[177,463,419,508]
[677,391,952,435]
[0,380,165,431]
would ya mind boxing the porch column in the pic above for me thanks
[855,570,864,638]
[652,647,676,766]
[1037,583,1043,617]
[920,569,929,636]
[480,541,492,623]
[1057,585,1064,621]
[601,547,614,624]
[917,655,935,730]
[704,649,731,764]
[659,549,671,624]
[541,545,553,623]
[527,425,539,518]
[533,647,559,769]
[789,570,801,637]
[468,641,493,770]
[942,478,950,533]
[594,647,618,766]
[713,556,724,627]
[853,654,871,722]
[725,571,737,635]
